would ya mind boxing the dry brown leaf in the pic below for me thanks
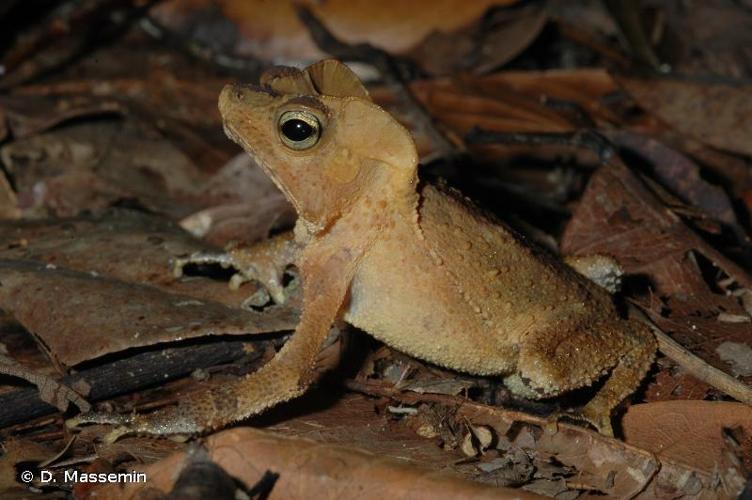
[181,198,295,247]
[408,3,546,75]
[0,209,258,307]
[387,70,621,158]
[180,153,295,246]
[604,130,738,226]
[14,75,229,146]
[561,160,751,292]
[0,357,90,412]
[90,427,535,499]
[622,401,752,473]
[190,153,283,212]
[457,69,622,125]
[208,429,527,500]
[0,95,292,243]
[0,438,55,495]
[0,174,19,221]
[75,386,750,498]
[562,160,752,394]
[375,70,622,160]
[617,75,752,157]
[0,94,124,139]
[391,76,577,157]
[0,120,207,219]
[413,83,573,135]
[152,0,518,64]
[644,360,714,403]
[0,260,297,366]
[335,389,741,498]
[658,0,752,79]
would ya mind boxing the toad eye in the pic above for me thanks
[278,110,320,150]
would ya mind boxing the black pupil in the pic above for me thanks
[281,119,313,142]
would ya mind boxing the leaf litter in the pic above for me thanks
[0,1,751,498]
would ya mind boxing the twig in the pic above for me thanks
[0,339,272,429]
[629,303,752,405]
[246,470,280,500]
[295,5,459,161]
[465,128,617,163]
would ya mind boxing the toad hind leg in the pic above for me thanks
[70,245,357,443]
[507,319,656,436]
[580,321,656,436]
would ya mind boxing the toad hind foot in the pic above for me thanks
[539,320,656,437]
[68,375,302,443]
[579,321,656,436]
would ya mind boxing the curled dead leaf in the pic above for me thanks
[617,75,752,157]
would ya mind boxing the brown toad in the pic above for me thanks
[78,60,656,440]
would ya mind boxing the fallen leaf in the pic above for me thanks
[0,173,18,220]
[645,360,713,403]
[151,0,519,66]
[0,260,297,366]
[0,438,55,495]
[716,342,752,377]
[455,68,622,125]
[0,209,256,307]
[90,425,535,499]
[604,130,738,226]
[411,79,574,136]
[561,160,752,397]
[13,75,227,134]
[180,153,295,245]
[622,401,752,474]
[658,0,752,79]
[0,357,90,412]
[0,94,123,139]
[0,120,208,219]
[617,75,752,157]
[408,3,547,75]
[562,160,750,291]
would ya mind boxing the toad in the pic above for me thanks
[74,60,656,440]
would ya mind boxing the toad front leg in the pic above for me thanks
[174,230,300,306]
[70,244,358,442]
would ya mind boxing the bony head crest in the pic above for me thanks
[261,59,371,100]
